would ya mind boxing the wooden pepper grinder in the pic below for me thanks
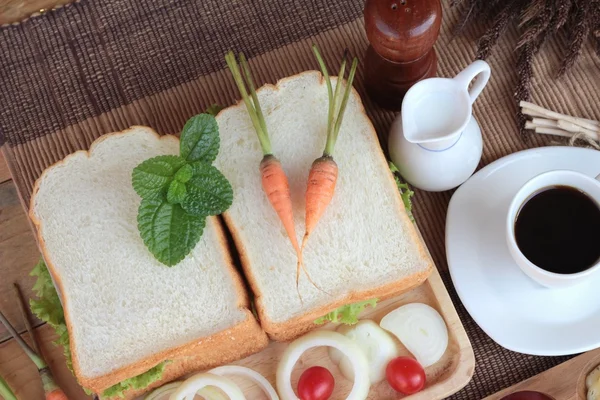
[364,0,442,110]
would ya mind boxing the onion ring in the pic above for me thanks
[209,365,279,399]
[169,372,245,400]
[276,330,370,400]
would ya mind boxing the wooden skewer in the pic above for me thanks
[521,107,546,119]
[525,122,599,142]
[533,126,573,138]
[531,117,558,128]
[557,120,600,141]
[13,283,41,354]
[520,101,600,131]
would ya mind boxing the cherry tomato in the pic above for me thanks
[385,356,426,395]
[297,366,335,400]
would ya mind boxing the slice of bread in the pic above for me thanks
[215,71,433,341]
[29,127,268,393]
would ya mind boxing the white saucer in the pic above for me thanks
[446,146,600,356]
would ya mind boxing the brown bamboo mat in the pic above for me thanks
[2,0,599,398]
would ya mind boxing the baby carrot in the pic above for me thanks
[302,46,358,250]
[225,51,320,292]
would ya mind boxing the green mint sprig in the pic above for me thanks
[132,114,233,266]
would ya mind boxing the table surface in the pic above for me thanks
[1,0,598,398]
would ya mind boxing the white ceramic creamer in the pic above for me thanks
[389,60,491,192]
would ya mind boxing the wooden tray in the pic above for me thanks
[218,265,475,400]
[485,348,600,400]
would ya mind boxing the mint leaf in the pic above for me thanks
[314,299,378,325]
[132,156,186,199]
[206,104,224,116]
[181,163,233,216]
[167,180,187,204]
[138,199,206,266]
[174,164,193,183]
[180,114,219,163]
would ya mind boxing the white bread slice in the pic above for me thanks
[29,127,268,393]
[215,71,433,341]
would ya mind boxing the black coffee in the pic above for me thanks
[514,185,600,274]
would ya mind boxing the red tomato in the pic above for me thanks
[297,366,335,400]
[386,357,426,395]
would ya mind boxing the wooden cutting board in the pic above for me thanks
[485,348,600,400]
[175,263,475,400]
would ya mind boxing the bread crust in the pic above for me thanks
[220,71,433,342]
[103,312,268,399]
[29,127,268,393]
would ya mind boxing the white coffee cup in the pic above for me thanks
[506,170,600,288]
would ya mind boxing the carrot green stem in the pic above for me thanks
[0,310,47,370]
[327,55,347,155]
[0,375,17,400]
[239,53,269,143]
[40,367,60,394]
[14,283,40,355]
[225,51,272,155]
[332,57,359,145]
[312,45,334,151]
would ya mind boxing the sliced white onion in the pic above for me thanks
[196,387,230,400]
[209,365,279,399]
[144,382,182,400]
[144,381,227,400]
[276,330,370,400]
[169,372,245,400]
[328,320,400,383]
[380,303,448,368]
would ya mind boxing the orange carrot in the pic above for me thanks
[304,156,338,244]
[41,368,68,400]
[259,154,303,280]
[46,389,69,400]
[302,46,358,250]
[225,51,321,291]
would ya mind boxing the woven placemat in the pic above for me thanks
[1,0,599,398]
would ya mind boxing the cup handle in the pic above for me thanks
[453,60,491,104]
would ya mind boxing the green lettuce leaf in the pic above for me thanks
[389,162,415,222]
[179,114,220,163]
[29,259,72,370]
[102,362,167,399]
[138,199,206,266]
[181,163,233,216]
[132,155,187,199]
[30,259,167,398]
[314,299,378,325]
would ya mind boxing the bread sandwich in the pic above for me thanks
[29,128,268,396]
[214,71,433,341]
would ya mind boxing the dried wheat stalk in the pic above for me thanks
[453,0,600,140]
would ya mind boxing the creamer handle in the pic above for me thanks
[453,60,491,104]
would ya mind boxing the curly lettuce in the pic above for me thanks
[30,259,166,398]
[314,299,378,325]
[390,162,415,222]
